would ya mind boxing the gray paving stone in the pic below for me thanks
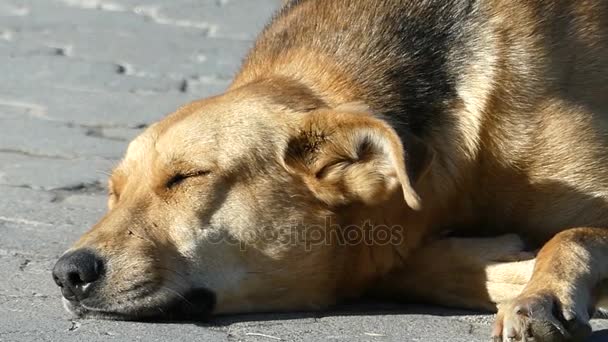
[0,84,198,126]
[0,117,127,159]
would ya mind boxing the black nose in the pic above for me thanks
[52,249,104,301]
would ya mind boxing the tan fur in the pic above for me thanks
[56,1,608,341]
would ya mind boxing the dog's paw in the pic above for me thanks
[492,292,592,342]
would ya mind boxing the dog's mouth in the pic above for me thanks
[63,288,216,321]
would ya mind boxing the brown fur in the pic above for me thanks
[55,1,608,341]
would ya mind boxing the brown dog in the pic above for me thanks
[52,0,608,341]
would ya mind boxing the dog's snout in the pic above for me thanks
[52,249,104,301]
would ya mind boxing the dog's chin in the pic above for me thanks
[63,288,216,321]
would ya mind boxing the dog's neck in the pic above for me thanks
[328,190,434,300]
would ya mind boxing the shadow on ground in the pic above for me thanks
[140,298,489,326]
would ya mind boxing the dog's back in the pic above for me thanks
[236,0,478,137]
[239,1,606,128]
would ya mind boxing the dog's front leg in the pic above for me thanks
[370,234,535,311]
[493,227,608,342]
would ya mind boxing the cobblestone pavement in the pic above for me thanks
[1,1,607,341]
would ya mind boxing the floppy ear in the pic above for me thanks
[284,106,433,210]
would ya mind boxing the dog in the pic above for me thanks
[52,0,608,340]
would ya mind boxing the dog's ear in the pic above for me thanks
[284,105,433,210]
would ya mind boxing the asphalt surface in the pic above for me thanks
[1,0,608,341]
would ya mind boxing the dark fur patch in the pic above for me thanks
[246,0,480,137]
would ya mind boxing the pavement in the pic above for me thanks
[1,0,608,341]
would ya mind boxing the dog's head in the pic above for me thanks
[52,81,432,320]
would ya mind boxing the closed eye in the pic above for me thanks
[166,170,211,189]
